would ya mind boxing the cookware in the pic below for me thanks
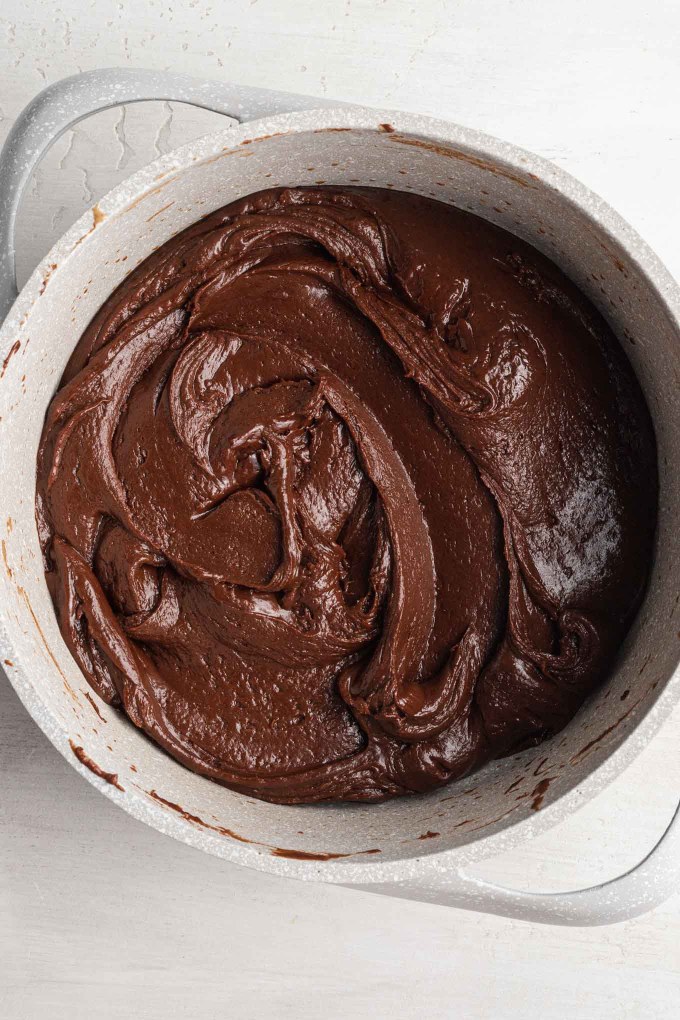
[1,69,678,925]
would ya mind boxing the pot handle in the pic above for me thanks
[0,67,334,322]
[344,796,680,926]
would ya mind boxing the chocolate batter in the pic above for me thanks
[36,187,657,803]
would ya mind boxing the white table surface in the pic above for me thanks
[1,1,679,1017]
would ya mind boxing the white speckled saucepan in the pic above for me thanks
[0,69,678,926]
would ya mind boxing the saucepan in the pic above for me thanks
[1,69,678,926]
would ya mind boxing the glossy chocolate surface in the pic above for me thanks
[36,187,657,802]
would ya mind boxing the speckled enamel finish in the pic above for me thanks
[0,71,678,925]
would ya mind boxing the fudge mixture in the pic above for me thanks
[36,186,657,802]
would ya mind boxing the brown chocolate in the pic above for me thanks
[37,187,657,803]
[69,740,124,791]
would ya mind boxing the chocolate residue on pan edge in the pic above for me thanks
[1,340,20,379]
[83,690,106,722]
[570,699,642,765]
[73,204,106,249]
[386,135,536,188]
[271,846,382,860]
[1,539,12,578]
[530,778,551,811]
[69,740,124,791]
[16,584,76,701]
[147,788,256,843]
[149,788,214,827]
[148,789,381,857]
[37,186,657,806]
[504,777,523,794]
[270,848,351,861]
[39,263,58,296]
[147,783,381,856]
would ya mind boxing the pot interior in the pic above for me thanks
[1,112,678,866]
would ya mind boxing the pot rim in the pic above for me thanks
[1,103,679,884]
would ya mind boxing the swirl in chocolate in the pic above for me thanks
[36,187,657,803]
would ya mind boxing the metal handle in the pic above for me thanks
[0,67,334,322]
[344,796,680,925]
